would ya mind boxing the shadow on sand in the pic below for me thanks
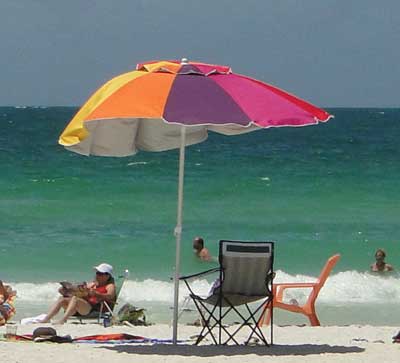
[99,344,365,357]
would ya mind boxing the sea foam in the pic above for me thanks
[9,270,400,305]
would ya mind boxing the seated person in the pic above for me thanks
[41,263,116,324]
[370,249,394,272]
[0,280,16,326]
[193,237,212,261]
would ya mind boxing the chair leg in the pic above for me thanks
[257,300,272,327]
[308,312,320,326]
[270,299,273,345]
[194,297,243,345]
[243,303,269,346]
[223,299,270,346]
[177,296,192,321]
[191,299,220,345]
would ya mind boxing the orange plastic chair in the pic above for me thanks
[258,254,340,327]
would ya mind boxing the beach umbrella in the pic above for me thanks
[59,58,332,343]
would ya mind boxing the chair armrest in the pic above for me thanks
[274,282,318,300]
[274,282,317,289]
[179,268,221,281]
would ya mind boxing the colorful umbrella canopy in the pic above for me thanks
[60,59,331,156]
[59,59,332,343]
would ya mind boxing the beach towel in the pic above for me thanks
[73,333,187,344]
[20,313,47,325]
[10,334,72,343]
[8,328,72,343]
[74,333,147,343]
[9,333,186,344]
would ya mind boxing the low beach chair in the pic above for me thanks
[180,240,274,345]
[258,254,340,327]
[75,269,129,324]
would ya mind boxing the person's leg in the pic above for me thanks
[0,305,7,317]
[0,306,7,326]
[41,297,70,323]
[56,296,92,324]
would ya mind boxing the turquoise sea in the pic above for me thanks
[1,107,399,325]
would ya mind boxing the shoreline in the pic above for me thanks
[11,301,400,327]
[1,323,399,362]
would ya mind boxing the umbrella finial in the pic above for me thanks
[181,58,189,65]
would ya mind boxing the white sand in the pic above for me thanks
[1,323,399,363]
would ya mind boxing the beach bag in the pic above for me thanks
[117,303,147,326]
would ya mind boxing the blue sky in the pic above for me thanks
[1,0,399,107]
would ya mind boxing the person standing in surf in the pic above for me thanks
[193,237,212,261]
[370,249,394,272]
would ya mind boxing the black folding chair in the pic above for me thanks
[180,240,274,345]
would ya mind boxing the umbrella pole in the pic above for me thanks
[172,125,186,344]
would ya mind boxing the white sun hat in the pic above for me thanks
[93,263,113,276]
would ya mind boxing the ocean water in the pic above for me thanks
[1,106,399,325]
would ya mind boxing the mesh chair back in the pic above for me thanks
[220,240,274,297]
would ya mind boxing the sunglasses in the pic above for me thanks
[96,271,108,276]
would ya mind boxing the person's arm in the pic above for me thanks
[88,283,116,302]
[200,248,212,261]
[0,281,6,301]
[86,281,96,289]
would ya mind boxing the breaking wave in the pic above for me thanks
[9,270,400,305]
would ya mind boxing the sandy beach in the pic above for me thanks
[1,323,399,363]
[2,1,400,362]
